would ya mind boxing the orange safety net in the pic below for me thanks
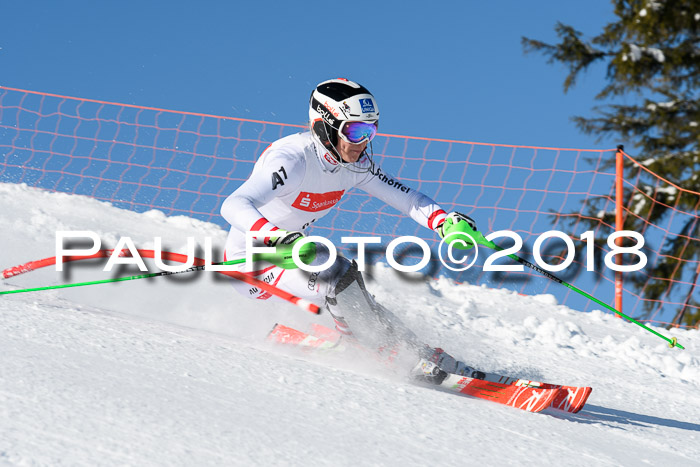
[1,86,697,328]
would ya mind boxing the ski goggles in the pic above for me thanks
[338,121,378,144]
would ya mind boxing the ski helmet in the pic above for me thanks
[308,78,379,162]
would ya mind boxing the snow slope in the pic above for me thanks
[1,182,699,466]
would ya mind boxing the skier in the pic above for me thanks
[220,78,478,381]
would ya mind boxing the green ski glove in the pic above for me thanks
[265,231,316,269]
[436,212,494,250]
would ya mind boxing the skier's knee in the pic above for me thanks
[327,260,366,304]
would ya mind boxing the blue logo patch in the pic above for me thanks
[359,98,375,113]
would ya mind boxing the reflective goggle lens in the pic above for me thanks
[341,121,377,143]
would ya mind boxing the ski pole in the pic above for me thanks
[0,258,248,296]
[460,228,684,350]
[495,247,683,350]
[1,257,320,314]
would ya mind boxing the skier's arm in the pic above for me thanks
[357,166,448,231]
[220,150,303,238]
[357,166,479,243]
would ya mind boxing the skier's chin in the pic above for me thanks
[340,150,363,163]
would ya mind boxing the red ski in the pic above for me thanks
[551,385,593,413]
[467,374,592,413]
[266,323,344,351]
[267,323,592,413]
[438,373,561,413]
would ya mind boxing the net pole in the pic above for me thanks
[615,145,625,317]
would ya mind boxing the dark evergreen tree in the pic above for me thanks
[522,0,700,327]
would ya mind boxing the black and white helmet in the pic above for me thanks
[309,78,379,165]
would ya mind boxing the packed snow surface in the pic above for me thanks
[1,183,699,466]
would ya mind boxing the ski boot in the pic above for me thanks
[412,346,485,382]
[410,358,448,385]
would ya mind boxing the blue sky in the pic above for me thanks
[1,1,619,149]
